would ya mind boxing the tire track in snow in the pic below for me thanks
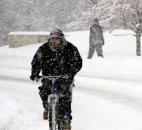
[0,75,32,83]
[80,73,142,83]
[1,73,142,84]
[1,74,142,112]
[0,75,142,110]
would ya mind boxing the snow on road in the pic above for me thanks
[1,76,142,130]
[0,30,142,130]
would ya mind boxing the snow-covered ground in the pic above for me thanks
[0,30,142,130]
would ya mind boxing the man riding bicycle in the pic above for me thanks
[30,29,82,130]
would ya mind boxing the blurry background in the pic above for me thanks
[0,0,142,46]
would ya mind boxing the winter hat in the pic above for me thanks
[49,29,64,38]
[49,29,67,51]
[94,18,99,24]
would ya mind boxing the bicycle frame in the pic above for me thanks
[40,75,68,130]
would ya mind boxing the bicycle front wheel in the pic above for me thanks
[49,100,57,130]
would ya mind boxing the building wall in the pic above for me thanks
[8,32,49,47]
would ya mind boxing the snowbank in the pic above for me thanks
[111,29,135,36]
[0,93,34,130]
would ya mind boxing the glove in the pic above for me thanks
[58,74,73,85]
[65,74,73,80]
[30,74,41,81]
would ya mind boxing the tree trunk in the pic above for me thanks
[136,33,141,56]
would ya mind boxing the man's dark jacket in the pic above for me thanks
[31,41,82,83]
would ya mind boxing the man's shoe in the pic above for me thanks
[43,110,48,120]
[63,123,71,130]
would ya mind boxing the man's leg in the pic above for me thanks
[38,80,51,119]
[87,44,95,59]
[96,44,103,57]
[58,84,72,130]
[39,86,50,110]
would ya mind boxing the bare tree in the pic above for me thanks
[113,0,142,31]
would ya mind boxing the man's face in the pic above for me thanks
[50,37,62,50]
[94,19,98,25]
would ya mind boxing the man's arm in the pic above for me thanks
[68,46,82,78]
[100,26,104,45]
[30,47,42,81]
[89,26,94,45]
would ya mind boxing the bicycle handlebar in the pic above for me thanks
[36,75,69,82]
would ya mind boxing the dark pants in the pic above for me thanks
[88,44,103,59]
[38,79,72,123]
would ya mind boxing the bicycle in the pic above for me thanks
[38,75,70,130]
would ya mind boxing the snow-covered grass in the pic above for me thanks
[0,30,142,130]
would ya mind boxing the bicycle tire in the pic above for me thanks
[49,98,57,130]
